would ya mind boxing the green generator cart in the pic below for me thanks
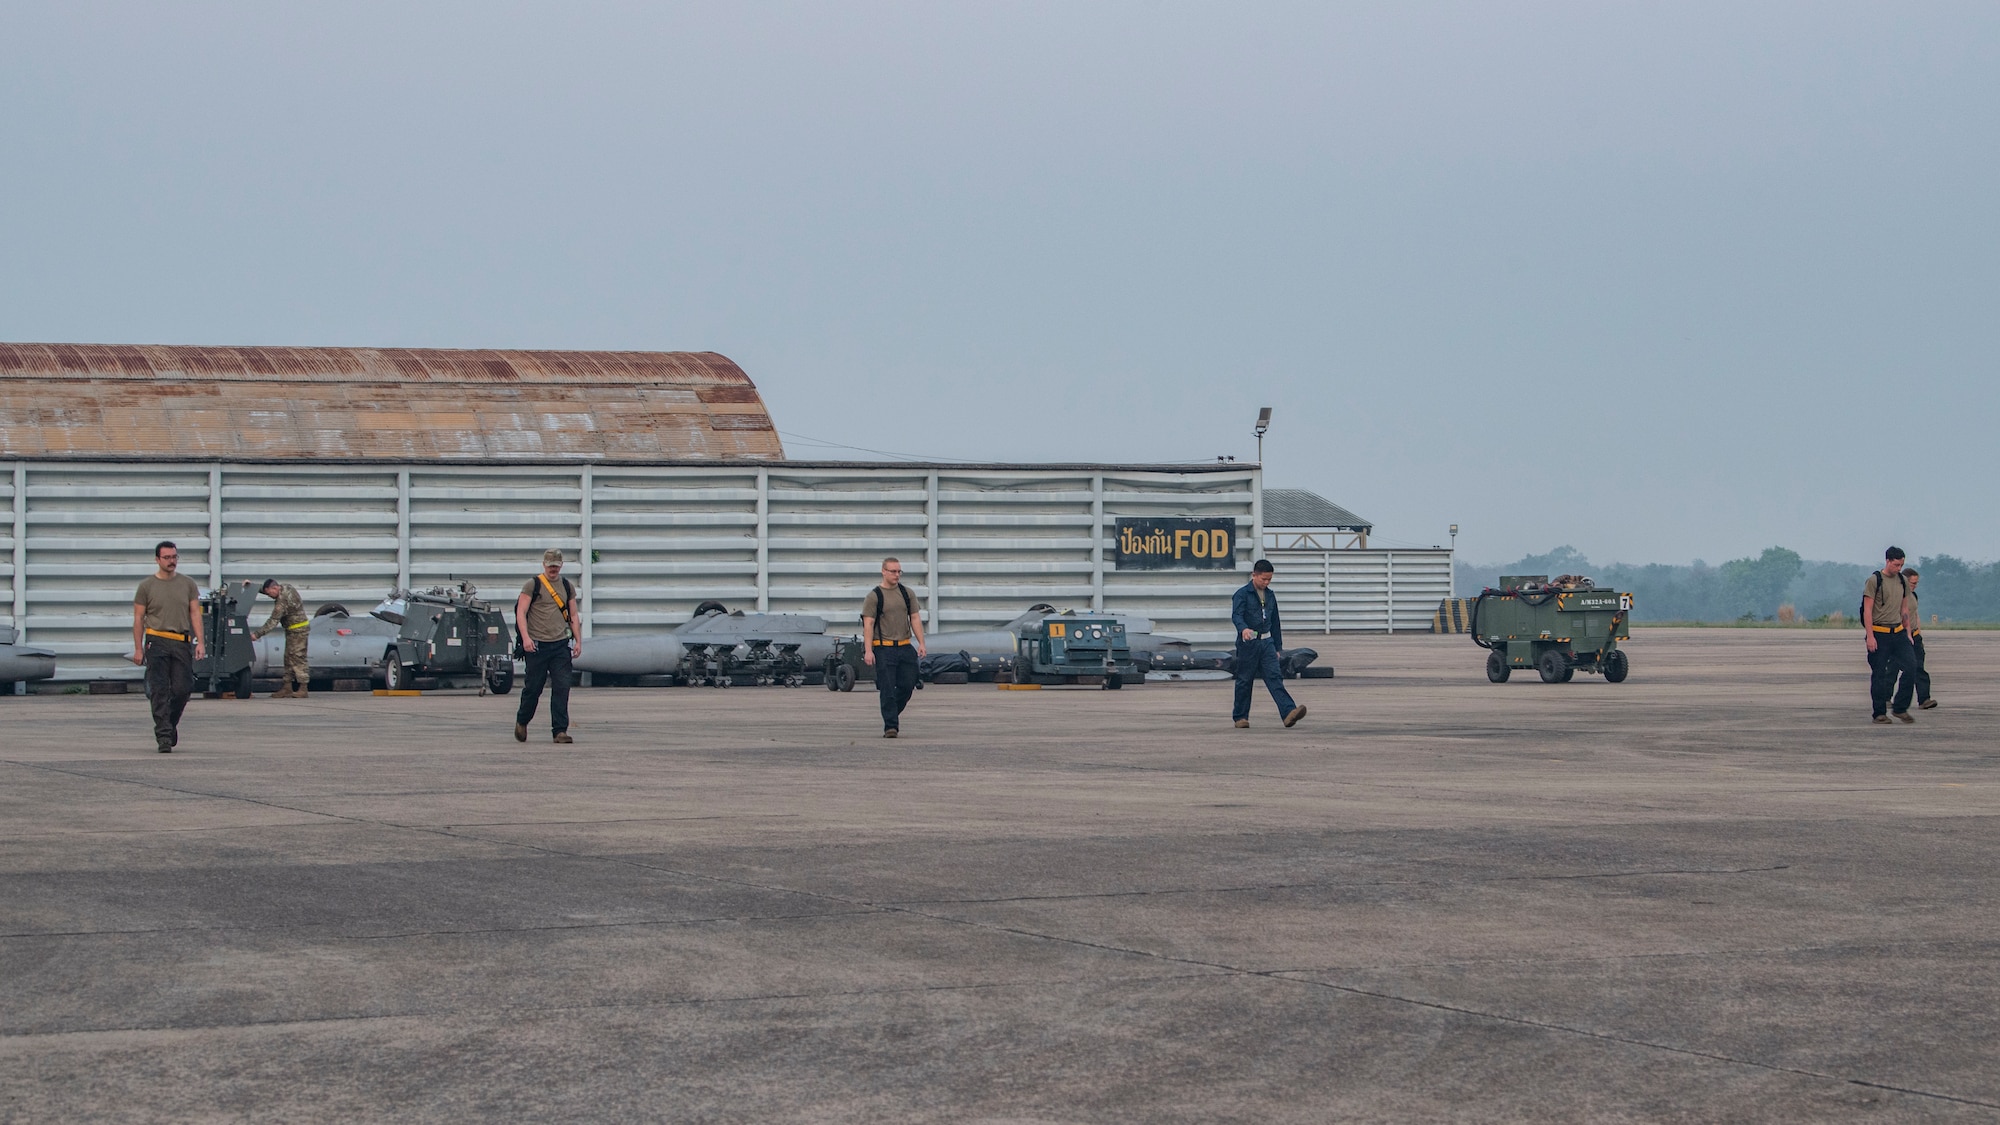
[1472,575,1632,684]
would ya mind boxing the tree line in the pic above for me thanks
[1456,547,2000,623]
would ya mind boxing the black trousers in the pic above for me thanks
[874,644,918,730]
[1906,633,1932,703]
[1232,638,1298,722]
[1868,630,1919,717]
[517,645,573,734]
[144,638,193,747]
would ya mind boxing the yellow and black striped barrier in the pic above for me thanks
[1433,598,1475,634]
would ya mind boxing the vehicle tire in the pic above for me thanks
[233,667,254,699]
[485,662,514,695]
[1104,673,1123,690]
[382,651,407,691]
[692,600,729,618]
[835,664,856,692]
[1486,649,1510,683]
[1538,648,1568,683]
[1604,649,1630,683]
[1561,663,1576,682]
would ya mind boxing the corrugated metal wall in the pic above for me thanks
[1266,548,1454,633]
[5,461,1262,679]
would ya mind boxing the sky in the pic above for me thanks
[3,1,1995,566]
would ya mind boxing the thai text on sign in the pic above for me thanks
[1114,518,1238,570]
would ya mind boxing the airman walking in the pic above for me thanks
[130,541,204,753]
[1862,547,1921,724]
[515,548,582,744]
[1232,559,1306,729]
[1901,568,1936,710]
[861,557,925,738]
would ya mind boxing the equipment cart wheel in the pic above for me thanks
[1604,649,1630,683]
[484,661,514,696]
[382,650,409,692]
[1537,649,1569,683]
[1485,650,1511,683]
[233,667,254,699]
[1103,673,1123,690]
[834,663,857,692]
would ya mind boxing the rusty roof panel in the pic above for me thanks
[0,343,784,461]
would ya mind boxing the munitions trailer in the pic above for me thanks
[1472,575,1632,684]
[193,580,258,698]
[374,583,515,694]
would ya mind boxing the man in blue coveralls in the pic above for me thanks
[1232,559,1307,729]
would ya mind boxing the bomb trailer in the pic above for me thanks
[191,580,515,696]
[1472,575,1633,684]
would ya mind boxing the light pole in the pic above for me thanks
[1449,524,1459,597]
[1254,407,1271,464]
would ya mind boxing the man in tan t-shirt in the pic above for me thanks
[131,540,205,753]
[1901,568,1935,710]
[1860,546,1919,723]
[514,548,582,744]
[860,556,926,737]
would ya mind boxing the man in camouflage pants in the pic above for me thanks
[252,578,312,698]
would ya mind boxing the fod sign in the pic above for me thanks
[1114,517,1238,570]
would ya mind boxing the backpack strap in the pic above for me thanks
[864,586,914,641]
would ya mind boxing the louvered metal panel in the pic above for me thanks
[22,465,214,676]
[590,469,758,630]
[221,468,401,611]
[5,464,21,638]
[765,468,931,626]
[407,469,582,632]
[1266,548,1454,632]
[3,460,1262,680]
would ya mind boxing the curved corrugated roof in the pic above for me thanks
[0,343,783,461]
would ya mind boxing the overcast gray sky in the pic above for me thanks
[3,2,1995,565]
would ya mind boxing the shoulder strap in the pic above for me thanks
[536,572,567,611]
[899,585,913,615]
[1871,571,1884,606]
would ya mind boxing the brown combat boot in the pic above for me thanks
[270,681,294,699]
[293,680,309,699]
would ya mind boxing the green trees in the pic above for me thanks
[1719,547,1803,619]
[1456,547,2000,622]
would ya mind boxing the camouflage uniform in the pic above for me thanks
[252,583,311,697]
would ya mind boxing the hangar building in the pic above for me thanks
[2,343,1309,682]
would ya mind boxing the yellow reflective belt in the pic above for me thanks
[285,620,310,630]
[144,628,190,642]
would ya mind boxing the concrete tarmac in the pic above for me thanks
[2,628,1996,1123]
